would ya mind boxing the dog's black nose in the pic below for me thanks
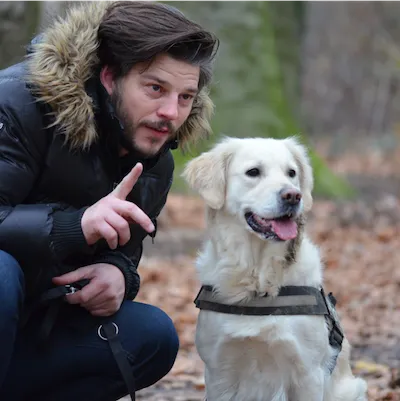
[280,188,301,205]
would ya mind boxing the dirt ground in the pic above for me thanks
[125,143,400,401]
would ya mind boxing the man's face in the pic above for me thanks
[103,53,200,158]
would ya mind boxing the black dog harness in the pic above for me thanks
[194,285,344,372]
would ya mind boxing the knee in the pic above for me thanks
[138,304,179,374]
[0,250,24,317]
[144,304,180,366]
[118,303,179,388]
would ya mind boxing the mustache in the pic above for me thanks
[140,120,176,134]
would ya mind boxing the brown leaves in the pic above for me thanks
[136,255,201,351]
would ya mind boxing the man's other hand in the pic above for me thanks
[52,263,126,316]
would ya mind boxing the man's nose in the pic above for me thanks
[280,188,302,205]
[157,98,179,121]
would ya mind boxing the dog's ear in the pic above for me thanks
[284,137,314,212]
[182,139,234,210]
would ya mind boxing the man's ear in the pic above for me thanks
[100,65,115,95]
[182,139,235,210]
[284,137,314,212]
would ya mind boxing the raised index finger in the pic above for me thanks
[112,163,143,200]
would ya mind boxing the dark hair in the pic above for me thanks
[97,1,219,90]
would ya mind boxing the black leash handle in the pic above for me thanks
[99,321,136,400]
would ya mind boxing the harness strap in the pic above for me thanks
[194,285,344,354]
[321,288,344,356]
[195,285,329,316]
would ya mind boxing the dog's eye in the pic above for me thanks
[288,169,296,178]
[246,168,260,177]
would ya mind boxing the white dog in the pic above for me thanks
[183,137,367,401]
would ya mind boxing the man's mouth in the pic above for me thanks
[244,212,298,241]
[143,121,174,136]
[145,125,170,135]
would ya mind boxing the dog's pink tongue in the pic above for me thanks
[271,219,298,240]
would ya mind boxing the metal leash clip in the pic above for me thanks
[65,284,79,295]
[64,279,91,295]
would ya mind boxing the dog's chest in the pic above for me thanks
[196,312,332,400]
[196,311,330,371]
[197,309,326,341]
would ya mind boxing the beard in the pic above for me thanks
[110,83,176,159]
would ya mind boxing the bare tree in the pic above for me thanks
[301,2,400,148]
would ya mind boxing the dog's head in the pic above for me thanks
[182,136,313,242]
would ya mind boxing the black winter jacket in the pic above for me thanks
[0,61,173,300]
[0,3,213,301]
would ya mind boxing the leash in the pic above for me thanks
[21,279,136,400]
[99,321,136,400]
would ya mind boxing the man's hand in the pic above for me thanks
[52,264,126,316]
[81,162,155,249]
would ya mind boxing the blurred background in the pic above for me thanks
[1,2,400,400]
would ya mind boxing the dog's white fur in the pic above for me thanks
[183,137,367,401]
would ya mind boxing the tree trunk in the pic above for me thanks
[301,2,400,147]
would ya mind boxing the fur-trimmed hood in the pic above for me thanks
[26,1,214,150]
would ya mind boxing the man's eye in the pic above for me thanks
[152,84,161,92]
[181,94,193,101]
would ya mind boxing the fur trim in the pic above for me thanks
[26,1,214,150]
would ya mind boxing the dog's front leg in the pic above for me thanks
[290,368,325,401]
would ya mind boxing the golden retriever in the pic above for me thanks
[182,137,367,401]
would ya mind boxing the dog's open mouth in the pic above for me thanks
[245,212,298,241]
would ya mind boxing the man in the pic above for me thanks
[0,1,219,400]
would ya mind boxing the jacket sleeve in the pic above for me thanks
[0,103,93,267]
[92,153,175,300]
